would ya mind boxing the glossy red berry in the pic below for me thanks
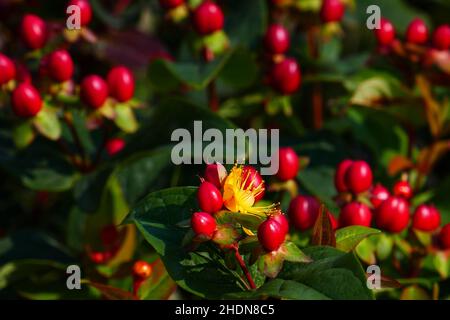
[272,213,289,235]
[67,0,93,26]
[432,24,450,50]
[11,83,42,118]
[204,163,226,189]
[132,260,153,279]
[370,184,390,209]
[258,218,286,252]
[106,138,126,156]
[345,160,373,194]
[375,18,395,46]
[47,50,74,82]
[269,57,301,95]
[191,211,217,238]
[107,66,135,102]
[242,166,265,202]
[197,181,223,213]
[288,195,319,230]
[20,14,47,50]
[159,0,184,9]
[339,202,372,227]
[80,75,108,109]
[412,205,441,232]
[276,147,299,181]
[393,180,412,200]
[264,24,290,54]
[0,53,15,85]
[375,197,410,233]
[406,18,428,45]
[439,224,450,249]
[320,0,345,23]
[192,2,224,36]
[334,159,353,193]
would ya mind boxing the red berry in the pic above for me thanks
[334,159,353,193]
[0,53,15,85]
[264,24,290,54]
[80,75,108,109]
[375,197,410,233]
[191,211,217,237]
[159,0,184,9]
[432,24,450,50]
[393,180,412,200]
[89,251,107,264]
[132,260,152,279]
[276,147,299,181]
[288,195,319,230]
[242,166,265,202]
[406,18,428,45]
[192,2,224,36]
[269,57,301,95]
[320,0,345,23]
[375,18,395,46]
[370,184,390,209]
[258,218,286,252]
[47,49,74,82]
[107,66,135,103]
[344,160,373,194]
[11,83,42,118]
[328,211,338,230]
[197,181,223,213]
[412,205,441,232]
[20,14,47,50]
[339,202,372,227]
[204,163,226,189]
[100,224,119,246]
[439,224,450,249]
[272,213,289,235]
[67,0,93,26]
[106,138,126,156]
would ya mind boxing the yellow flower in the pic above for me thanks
[222,165,278,218]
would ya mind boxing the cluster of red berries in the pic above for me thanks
[332,159,450,250]
[191,163,293,252]
[263,24,301,95]
[374,17,450,51]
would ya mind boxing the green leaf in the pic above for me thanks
[279,246,374,300]
[148,51,234,90]
[114,104,138,133]
[282,242,312,263]
[335,226,381,252]
[219,49,258,89]
[355,237,377,265]
[12,121,35,149]
[226,279,330,300]
[33,107,62,140]
[124,187,244,298]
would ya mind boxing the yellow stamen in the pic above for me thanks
[222,165,279,217]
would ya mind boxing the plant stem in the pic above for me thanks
[307,26,323,130]
[232,245,256,290]
[207,80,219,112]
[63,114,88,171]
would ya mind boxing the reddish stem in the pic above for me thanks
[232,245,256,290]
[207,80,219,112]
